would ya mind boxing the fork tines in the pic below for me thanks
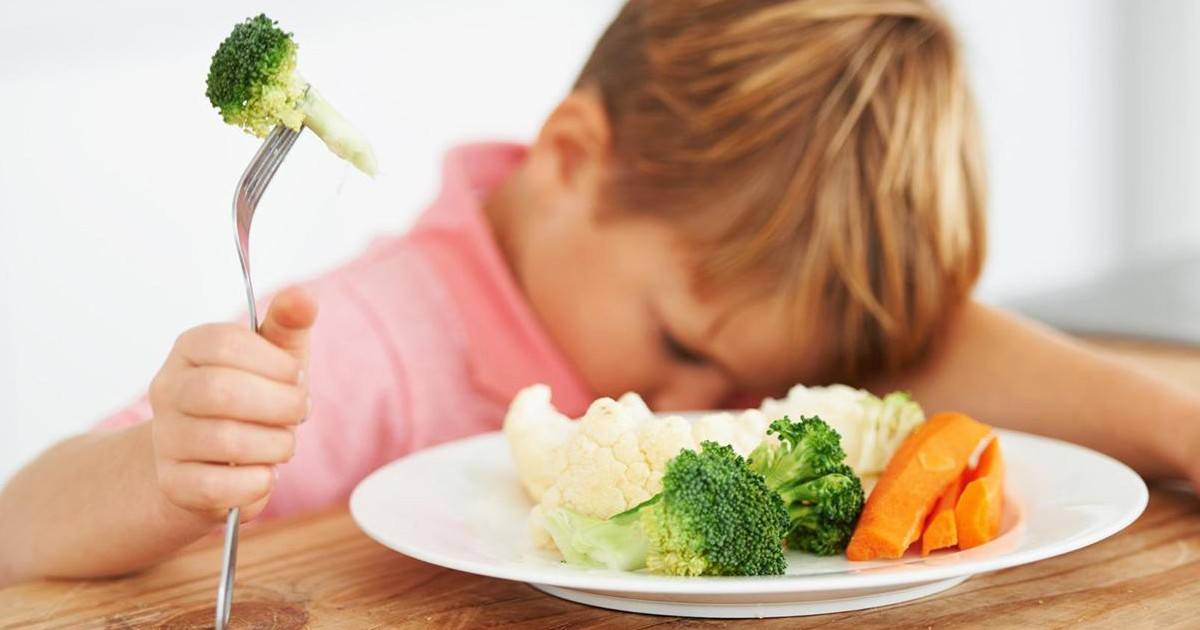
[242,126,302,208]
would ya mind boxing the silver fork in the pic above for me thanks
[216,124,303,630]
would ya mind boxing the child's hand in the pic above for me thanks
[148,286,317,522]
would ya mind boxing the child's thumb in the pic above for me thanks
[259,285,318,361]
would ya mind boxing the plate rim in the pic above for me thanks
[349,428,1148,595]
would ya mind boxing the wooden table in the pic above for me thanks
[3,338,1199,629]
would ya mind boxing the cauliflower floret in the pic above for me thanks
[616,391,654,420]
[637,414,695,473]
[538,396,692,523]
[693,409,772,455]
[503,385,573,501]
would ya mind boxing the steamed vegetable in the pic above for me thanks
[956,438,1005,549]
[206,14,377,175]
[760,385,925,487]
[920,471,967,556]
[846,412,992,560]
[503,384,916,554]
[544,442,789,576]
[504,385,771,547]
[748,417,864,555]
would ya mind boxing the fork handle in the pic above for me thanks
[215,507,239,629]
[215,262,259,630]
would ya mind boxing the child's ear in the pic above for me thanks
[532,88,611,213]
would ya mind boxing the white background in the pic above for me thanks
[1,1,1194,484]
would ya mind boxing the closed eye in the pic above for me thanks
[662,331,707,365]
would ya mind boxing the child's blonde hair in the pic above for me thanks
[577,0,986,382]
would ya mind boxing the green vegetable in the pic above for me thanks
[544,442,789,576]
[748,416,865,556]
[206,14,377,175]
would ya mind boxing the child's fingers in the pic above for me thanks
[238,494,272,523]
[158,462,275,512]
[161,418,295,466]
[259,285,318,362]
[175,323,302,384]
[176,367,309,426]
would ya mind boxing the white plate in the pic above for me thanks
[349,428,1147,618]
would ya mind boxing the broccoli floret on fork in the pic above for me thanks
[206,14,377,175]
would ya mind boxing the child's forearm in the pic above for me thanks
[0,422,212,585]
[869,300,1195,481]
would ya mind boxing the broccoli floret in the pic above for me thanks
[543,442,789,576]
[206,14,377,175]
[777,464,864,555]
[748,415,845,487]
[748,416,865,556]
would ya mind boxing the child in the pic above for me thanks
[1,0,1195,583]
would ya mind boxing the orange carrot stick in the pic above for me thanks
[846,412,992,561]
[920,471,967,556]
[955,437,1004,549]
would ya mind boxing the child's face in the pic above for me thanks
[515,212,820,411]
[487,91,825,411]
[487,135,824,409]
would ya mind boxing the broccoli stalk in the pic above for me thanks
[748,416,865,556]
[544,442,790,576]
[205,14,377,176]
[543,500,653,572]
